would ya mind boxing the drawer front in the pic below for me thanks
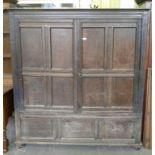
[20,117,96,140]
[99,118,135,139]
[60,119,95,139]
[20,117,56,139]
[19,116,136,142]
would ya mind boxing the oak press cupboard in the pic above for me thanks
[9,9,150,148]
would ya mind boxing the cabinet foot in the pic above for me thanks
[135,145,142,150]
[16,144,26,150]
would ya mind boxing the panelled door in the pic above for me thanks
[20,19,75,111]
[78,19,141,113]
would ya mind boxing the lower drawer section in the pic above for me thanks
[19,115,140,144]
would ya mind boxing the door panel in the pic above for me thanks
[23,76,46,107]
[52,77,74,107]
[111,78,133,107]
[51,29,73,69]
[82,28,105,69]
[80,21,137,111]
[112,28,136,70]
[82,77,133,108]
[21,28,44,68]
[20,21,74,109]
[82,78,105,107]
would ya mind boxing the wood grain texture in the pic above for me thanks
[23,76,46,106]
[99,118,134,139]
[21,28,44,68]
[111,78,133,107]
[61,119,95,139]
[82,78,105,107]
[53,78,74,107]
[21,117,55,138]
[82,28,105,69]
[113,28,136,69]
[51,28,73,69]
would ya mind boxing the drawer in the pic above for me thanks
[99,118,135,139]
[60,119,95,139]
[20,117,56,139]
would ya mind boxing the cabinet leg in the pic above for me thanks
[135,145,142,150]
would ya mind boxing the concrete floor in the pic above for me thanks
[4,117,152,155]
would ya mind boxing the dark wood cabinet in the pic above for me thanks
[9,9,150,147]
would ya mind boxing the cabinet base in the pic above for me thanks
[15,140,142,150]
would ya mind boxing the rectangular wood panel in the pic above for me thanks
[82,28,105,69]
[51,29,73,69]
[21,28,44,68]
[52,77,73,107]
[21,117,54,138]
[61,119,95,139]
[99,118,134,139]
[23,76,46,106]
[112,28,136,69]
[82,78,105,107]
[111,78,134,107]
